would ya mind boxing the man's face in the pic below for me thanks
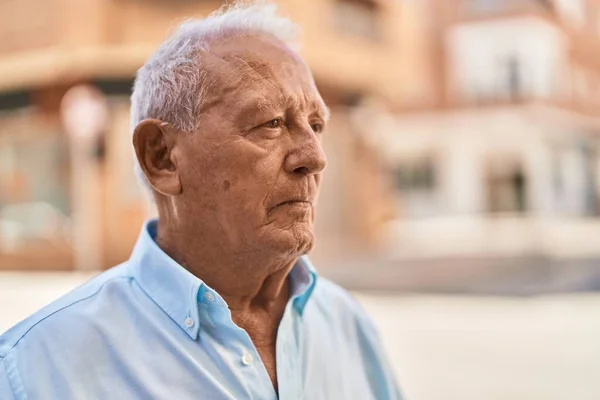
[173,34,328,258]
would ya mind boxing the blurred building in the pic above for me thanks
[0,0,419,270]
[378,0,600,259]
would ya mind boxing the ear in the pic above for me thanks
[132,119,182,196]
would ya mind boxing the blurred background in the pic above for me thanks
[2,0,600,399]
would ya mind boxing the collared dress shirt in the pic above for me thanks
[0,220,401,400]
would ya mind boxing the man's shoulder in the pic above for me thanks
[0,262,134,358]
[307,276,384,348]
[311,277,372,322]
[313,277,355,304]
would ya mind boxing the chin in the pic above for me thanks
[266,225,315,257]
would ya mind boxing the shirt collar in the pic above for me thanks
[129,219,319,338]
[130,219,202,340]
[290,256,318,315]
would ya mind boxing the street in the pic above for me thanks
[2,272,600,400]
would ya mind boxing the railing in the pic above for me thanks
[461,0,555,17]
[385,214,600,259]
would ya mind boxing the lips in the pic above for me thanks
[278,200,312,207]
[267,198,313,214]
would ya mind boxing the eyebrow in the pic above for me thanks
[233,92,331,126]
[278,93,331,121]
[319,103,331,121]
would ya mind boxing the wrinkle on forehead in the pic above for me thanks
[194,34,328,120]
[226,54,282,95]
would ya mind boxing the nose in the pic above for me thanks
[284,128,327,176]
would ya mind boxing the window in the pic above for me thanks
[581,142,598,216]
[0,120,71,253]
[392,158,439,218]
[393,158,437,192]
[333,0,381,40]
[465,54,528,103]
[485,157,527,213]
[506,56,522,99]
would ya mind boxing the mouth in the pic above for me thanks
[268,199,313,213]
[279,200,311,206]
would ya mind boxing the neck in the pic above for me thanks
[155,217,297,313]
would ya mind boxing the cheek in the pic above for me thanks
[183,139,284,206]
[226,138,282,174]
[177,139,233,207]
[225,151,283,209]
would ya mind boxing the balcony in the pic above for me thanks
[464,0,552,14]
[0,0,220,92]
[459,0,556,22]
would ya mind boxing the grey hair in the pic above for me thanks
[130,1,301,193]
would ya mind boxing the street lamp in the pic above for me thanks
[60,85,108,271]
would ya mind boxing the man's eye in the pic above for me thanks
[311,123,324,134]
[264,118,283,129]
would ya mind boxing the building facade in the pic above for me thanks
[379,0,600,258]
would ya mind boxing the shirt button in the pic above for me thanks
[241,351,253,366]
[184,317,195,328]
[204,292,215,303]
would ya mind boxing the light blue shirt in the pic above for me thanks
[0,220,401,400]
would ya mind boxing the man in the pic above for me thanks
[0,2,401,399]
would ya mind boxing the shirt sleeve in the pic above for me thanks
[354,304,404,400]
[0,358,18,400]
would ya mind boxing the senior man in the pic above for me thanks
[0,3,401,399]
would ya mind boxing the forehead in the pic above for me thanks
[200,34,326,113]
[211,33,304,68]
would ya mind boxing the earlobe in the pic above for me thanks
[132,119,182,196]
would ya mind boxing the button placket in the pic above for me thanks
[241,350,254,366]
